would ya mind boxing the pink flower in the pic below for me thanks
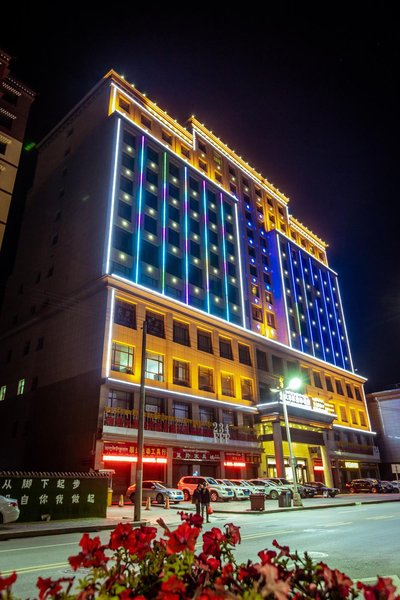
[256,562,291,600]
[224,523,241,545]
[320,563,353,595]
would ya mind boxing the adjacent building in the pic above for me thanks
[0,70,378,496]
[0,49,35,249]
[367,385,400,480]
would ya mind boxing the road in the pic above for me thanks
[1,501,399,597]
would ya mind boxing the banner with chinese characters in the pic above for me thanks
[103,441,167,460]
[0,473,108,522]
[225,453,244,462]
[245,453,262,464]
[173,448,221,461]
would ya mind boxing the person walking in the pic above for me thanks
[200,482,211,522]
[191,482,202,516]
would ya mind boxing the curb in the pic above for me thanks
[0,521,146,541]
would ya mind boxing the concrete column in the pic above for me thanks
[272,420,285,477]
[321,444,334,487]
[166,447,174,486]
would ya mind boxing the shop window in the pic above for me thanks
[145,352,164,381]
[272,355,283,375]
[197,329,213,353]
[252,305,263,322]
[221,373,235,397]
[198,366,214,392]
[173,321,190,346]
[313,372,323,389]
[145,396,165,415]
[238,343,252,366]
[111,342,134,374]
[241,378,254,401]
[114,299,136,329]
[146,310,165,338]
[354,387,362,401]
[242,413,253,427]
[325,376,334,393]
[335,380,344,395]
[266,312,276,328]
[222,409,235,425]
[173,360,190,387]
[350,409,358,425]
[108,389,133,410]
[219,338,233,360]
[359,412,367,427]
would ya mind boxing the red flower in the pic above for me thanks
[238,564,259,581]
[157,574,187,599]
[224,523,241,545]
[165,522,200,555]
[258,549,277,564]
[202,528,226,558]
[69,533,109,570]
[110,523,157,558]
[272,539,291,557]
[320,563,353,596]
[120,592,146,600]
[357,576,399,600]
[0,572,17,591]
[207,557,221,572]
[36,576,73,599]
[177,511,204,528]
[215,563,235,586]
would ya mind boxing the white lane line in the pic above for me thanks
[0,542,78,553]
[2,562,69,576]
[366,515,393,520]
[315,521,353,527]
[336,508,367,513]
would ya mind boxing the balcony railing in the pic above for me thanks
[335,441,379,456]
[103,407,257,442]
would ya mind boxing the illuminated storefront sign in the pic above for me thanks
[173,448,220,462]
[224,453,245,468]
[102,442,167,463]
[344,461,359,469]
[279,391,335,415]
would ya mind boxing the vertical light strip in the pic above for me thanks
[334,278,355,372]
[111,85,117,113]
[287,243,304,352]
[184,167,190,304]
[234,203,246,328]
[327,271,345,368]
[105,288,116,378]
[105,118,121,274]
[202,181,211,313]
[318,269,336,365]
[276,235,292,347]
[161,152,168,294]
[298,252,315,354]
[219,192,230,321]
[308,258,326,362]
[134,136,146,284]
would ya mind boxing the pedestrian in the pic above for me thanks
[191,482,202,516]
[200,482,211,522]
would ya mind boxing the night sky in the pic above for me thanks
[2,8,399,391]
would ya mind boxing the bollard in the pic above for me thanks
[118,494,124,507]
[145,497,151,510]
[165,496,170,509]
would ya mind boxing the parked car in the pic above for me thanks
[380,481,397,493]
[216,479,247,500]
[0,495,20,524]
[229,480,260,497]
[177,476,234,502]
[247,479,284,500]
[266,477,312,499]
[390,480,400,492]
[345,478,383,493]
[307,481,340,497]
[126,481,184,504]
[300,483,318,498]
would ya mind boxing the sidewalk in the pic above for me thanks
[1,494,399,541]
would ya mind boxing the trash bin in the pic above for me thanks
[278,490,291,507]
[107,488,113,507]
[250,493,265,511]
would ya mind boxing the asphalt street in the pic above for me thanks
[1,501,399,597]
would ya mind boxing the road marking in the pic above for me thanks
[0,542,78,553]
[336,508,367,513]
[315,521,352,527]
[365,515,393,520]
[2,562,69,576]
[306,551,329,558]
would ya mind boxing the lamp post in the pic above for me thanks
[274,376,303,507]
[134,320,147,522]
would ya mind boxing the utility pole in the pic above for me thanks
[134,320,147,522]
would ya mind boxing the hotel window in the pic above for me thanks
[162,130,172,145]
[108,389,133,410]
[198,140,207,153]
[198,330,213,354]
[123,130,136,148]
[219,337,233,360]
[359,412,367,426]
[339,406,348,422]
[144,215,157,235]
[111,342,134,374]
[17,378,25,395]
[141,114,152,128]
[354,387,362,401]
[147,147,159,164]
[252,305,263,322]
[181,145,190,158]
[350,409,358,425]
[145,191,158,209]
[222,409,235,425]
[0,141,7,155]
[0,385,6,401]
[221,373,235,397]
[256,350,268,372]
[114,299,136,329]
[146,169,158,186]
[313,372,323,389]
[266,312,276,328]
[118,97,130,112]
[199,159,207,172]
[121,152,135,171]
[255,187,261,197]
[265,291,273,304]
[118,200,132,221]
[145,396,165,415]
[173,321,190,346]
[145,352,164,381]
[345,384,354,398]
[198,366,214,392]
[168,228,180,247]
[215,172,222,183]
[300,367,310,384]
[335,380,344,395]
[199,405,215,422]
[241,378,254,401]
[173,360,190,387]
[146,311,165,338]
[238,344,252,366]
[325,376,334,393]
[272,355,283,375]
[173,401,190,419]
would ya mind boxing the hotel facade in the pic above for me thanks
[0,71,379,496]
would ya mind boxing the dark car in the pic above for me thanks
[345,478,383,494]
[307,481,339,497]
[381,481,397,493]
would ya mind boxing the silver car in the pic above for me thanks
[0,495,20,524]
[126,481,184,504]
[216,479,247,500]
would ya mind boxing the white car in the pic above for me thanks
[216,479,247,500]
[248,479,283,499]
[390,480,400,492]
[177,476,234,502]
[0,495,20,524]
[229,480,260,497]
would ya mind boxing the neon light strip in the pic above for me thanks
[184,167,189,304]
[161,152,167,294]
[277,229,335,273]
[108,275,365,380]
[318,269,336,365]
[234,203,246,328]
[276,235,292,346]
[105,288,116,378]
[327,271,345,368]
[134,136,146,283]
[334,278,355,372]
[308,258,326,362]
[107,377,258,412]
[287,243,304,352]
[103,455,168,463]
[224,462,246,467]
[219,192,230,321]
[111,85,117,113]
[333,424,376,435]
[105,118,121,274]
[202,181,211,313]
[298,252,315,353]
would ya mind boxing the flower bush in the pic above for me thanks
[1,512,398,599]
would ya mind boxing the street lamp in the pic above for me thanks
[134,320,147,522]
[271,376,303,507]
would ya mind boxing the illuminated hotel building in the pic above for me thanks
[0,71,380,495]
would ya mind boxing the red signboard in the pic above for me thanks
[225,453,244,462]
[103,442,167,458]
[173,448,221,462]
[245,453,262,464]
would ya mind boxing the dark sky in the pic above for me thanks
[2,7,399,391]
